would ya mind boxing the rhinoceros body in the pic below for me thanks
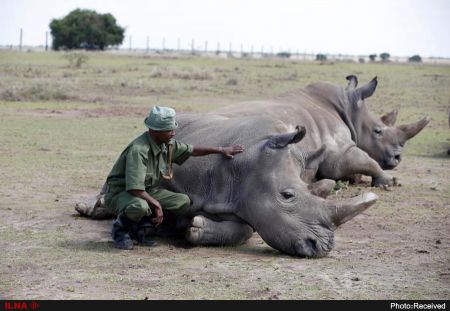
[76,76,429,258]
[213,75,430,186]
[165,114,377,257]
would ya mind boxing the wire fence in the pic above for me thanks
[2,30,450,64]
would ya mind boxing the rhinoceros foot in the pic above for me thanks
[371,173,398,188]
[186,215,253,246]
[74,194,113,219]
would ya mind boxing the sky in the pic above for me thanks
[1,0,449,58]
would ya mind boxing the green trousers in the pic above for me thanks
[105,188,191,222]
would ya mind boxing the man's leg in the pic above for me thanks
[107,191,152,249]
[141,188,191,237]
[148,188,191,215]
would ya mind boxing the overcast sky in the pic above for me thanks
[1,0,449,57]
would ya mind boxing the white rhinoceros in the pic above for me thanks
[75,75,429,258]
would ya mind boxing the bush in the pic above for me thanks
[316,54,327,61]
[380,52,391,62]
[1,85,71,102]
[50,9,124,50]
[408,55,422,63]
[62,52,89,68]
[277,52,291,58]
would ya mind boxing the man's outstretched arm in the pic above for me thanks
[191,144,245,159]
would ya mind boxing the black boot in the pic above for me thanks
[130,216,157,247]
[112,213,134,250]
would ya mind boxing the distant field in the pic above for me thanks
[0,51,449,299]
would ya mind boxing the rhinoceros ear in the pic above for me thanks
[265,126,306,149]
[305,144,327,169]
[381,110,398,126]
[347,77,377,107]
[345,75,358,90]
[356,77,378,100]
[398,116,431,140]
[357,76,378,100]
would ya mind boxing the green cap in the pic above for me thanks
[144,106,178,131]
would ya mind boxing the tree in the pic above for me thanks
[380,52,391,62]
[369,54,377,62]
[50,9,125,50]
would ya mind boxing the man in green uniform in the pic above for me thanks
[105,106,244,250]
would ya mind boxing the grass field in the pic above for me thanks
[0,51,449,299]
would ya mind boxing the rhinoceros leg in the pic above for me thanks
[308,179,336,198]
[186,215,254,246]
[323,146,396,187]
[75,193,114,219]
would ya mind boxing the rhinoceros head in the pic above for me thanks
[345,75,430,169]
[236,125,378,257]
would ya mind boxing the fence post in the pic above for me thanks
[19,28,23,51]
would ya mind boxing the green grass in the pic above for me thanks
[0,51,449,300]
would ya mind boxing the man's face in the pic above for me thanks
[150,129,175,144]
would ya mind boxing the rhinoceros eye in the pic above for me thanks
[280,189,295,200]
[373,127,383,136]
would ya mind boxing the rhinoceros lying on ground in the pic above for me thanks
[75,75,429,257]
[214,75,430,187]
[78,116,379,258]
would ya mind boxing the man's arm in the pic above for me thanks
[127,190,164,227]
[192,144,245,159]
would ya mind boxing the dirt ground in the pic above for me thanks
[1,116,448,300]
[0,52,449,300]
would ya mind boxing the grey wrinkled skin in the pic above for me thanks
[162,115,378,258]
[78,114,378,258]
[76,75,428,258]
[215,75,430,187]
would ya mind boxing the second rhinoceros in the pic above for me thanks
[215,75,430,187]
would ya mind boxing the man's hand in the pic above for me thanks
[221,144,245,159]
[152,204,164,227]
[128,189,164,227]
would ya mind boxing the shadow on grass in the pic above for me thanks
[57,234,284,258]
[68,214,295,258]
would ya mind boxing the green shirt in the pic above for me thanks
[106,132,193,194]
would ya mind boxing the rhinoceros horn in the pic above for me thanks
[398,116,431,140]
[381,110,399,126]
[326,192,378,227]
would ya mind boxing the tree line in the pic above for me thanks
[48,9,423,63]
